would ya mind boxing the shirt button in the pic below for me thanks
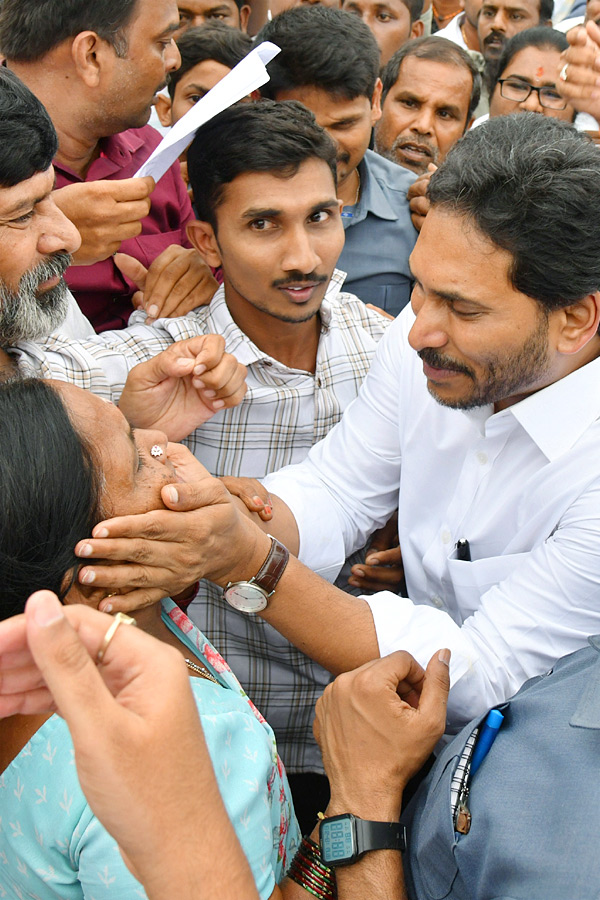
[476,451,488,465]
[441,529,451,545]
[431,595,444,609]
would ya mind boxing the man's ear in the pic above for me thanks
[371,77,383,126]
[239,4,252,30]
[411,18,425,37]
[186,220,222,267]
[71,31,113,88]
[155,93,173,127]
[554,293,600,355]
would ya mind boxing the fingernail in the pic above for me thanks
[32,592,65,627]
[438,648,451,666]
[101,601,113,613]
[353,567,365,578]
[264,505,272,515]
[147,305,159,318]
[80,570,95,585]
[365,555,379,565]
[194,364,206,375]
[165,485,178,503]
[93,527,109,539]
[76,543,93,558]
[252,496,265,507]
[203,389,216,398]
[212,400,225,409]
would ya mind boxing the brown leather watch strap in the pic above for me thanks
[253,535,290,596]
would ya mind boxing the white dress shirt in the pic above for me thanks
[263,306,600,730]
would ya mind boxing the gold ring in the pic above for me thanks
[559,63,569,82]
[96,612,137,664]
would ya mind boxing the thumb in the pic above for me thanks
[161,476,223,512]
[418,649,451,731]
[427,163,438,174]
[114,252,148,291]
[24,591,114,736]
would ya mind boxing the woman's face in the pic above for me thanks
[489,46,576,122]
[53,382,179,519]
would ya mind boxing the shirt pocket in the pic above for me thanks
[446,552,530,618]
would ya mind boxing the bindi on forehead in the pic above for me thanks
[535,66,544,78]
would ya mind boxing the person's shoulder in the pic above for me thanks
[330,290,394,339]
[363,149,417,193]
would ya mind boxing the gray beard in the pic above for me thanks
[0,253,72,344]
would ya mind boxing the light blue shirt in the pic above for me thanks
[337,149,418,316]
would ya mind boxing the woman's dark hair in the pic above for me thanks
[428,114,600,314]
[491,26,569,94]
[0,379,103,619]
[0,68,58,187]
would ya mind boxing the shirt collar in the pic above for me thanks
[201,268,348,365]
[353,155,399,223]
[507,356,600,461]
[570,635,600,729]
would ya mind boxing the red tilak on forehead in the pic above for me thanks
[535,66,544,78]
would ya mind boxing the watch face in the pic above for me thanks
[224,582,268,613]
[320,816,357,866]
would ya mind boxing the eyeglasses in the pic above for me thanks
[497,78,568,110]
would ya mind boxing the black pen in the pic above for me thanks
[456,538,471,561]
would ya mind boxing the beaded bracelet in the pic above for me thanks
[288,836,337,899]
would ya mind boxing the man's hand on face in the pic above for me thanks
[407,164,436,232]
[314,649,451,821]
[557,21,600,120]
[114,248,218,323]
[52,178,155,265]
[118,335,247,441]
[73,460,272,615]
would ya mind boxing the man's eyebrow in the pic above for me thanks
[308,199,339,214]
[183,82,211,95]
[433,288,491,309]
[0,191,51,219]
[157,21,180,38]
[242,207,282,219]
[127,425,138,475]
[204,4,235,12]
[436,102,462,116]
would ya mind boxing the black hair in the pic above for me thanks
[539,0,554,21]
[167,23,252,99]
[491,26,568,94]
[257,7,380,101]
[187,99,338,228]
[428,114,600,314]
[0,68,58,187]
[0,379,103,620]
[381,36,481,120]
[0,0,138,62]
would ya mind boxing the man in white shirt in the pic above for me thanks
[87,113,600,737]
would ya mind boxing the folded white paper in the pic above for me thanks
[135,41,281,182]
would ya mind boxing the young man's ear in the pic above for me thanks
[187,220,222,268]
[239,4,252,30]
[370,77,383,126]
[71,31,106,88]
[155,93,173,128]
[411,18,425,37]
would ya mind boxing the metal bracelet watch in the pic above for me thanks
[223,534,289,613]
[319,813,406,867]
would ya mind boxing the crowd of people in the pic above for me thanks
[0,0,599,897]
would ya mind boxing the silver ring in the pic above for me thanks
[150,445,164,458]
[559,62,569,82]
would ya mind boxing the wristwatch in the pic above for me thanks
[223,535,289,613]
[320,814,406,867]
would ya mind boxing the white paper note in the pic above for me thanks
[135,41,281,182]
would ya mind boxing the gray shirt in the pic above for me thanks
[404,636,600,898]
[337,149,417,317]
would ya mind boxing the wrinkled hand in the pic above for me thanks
[349,512,404,593]
[115,248,218,323]
[407,164,436,232]
[557,21,600,118]
[0,591,258,900]
[314,649,450,819]
[118,335,247,440]
[74,476,271,614]
[53,178,154,265]
[220,475,274,521]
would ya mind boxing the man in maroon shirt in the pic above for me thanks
[0,0,218,332]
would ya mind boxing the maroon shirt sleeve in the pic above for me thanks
[58,126,196,332]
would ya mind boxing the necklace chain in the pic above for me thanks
[185,658,220,684]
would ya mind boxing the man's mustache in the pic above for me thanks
[272,271,328,288]
[419,347,474,378]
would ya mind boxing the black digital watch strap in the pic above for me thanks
[355,817,406,854]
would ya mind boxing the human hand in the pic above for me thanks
[74,477,272,613]
[314,649,450,820]
[365,303,394,320]
[407,164,436,232]
[0,591,258,900]
[348,513,404,593]
[118,335,247,441]
[53,178,154,265]
[220,475,274,521]
[557,21,600,118]
[115,248,218,323]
